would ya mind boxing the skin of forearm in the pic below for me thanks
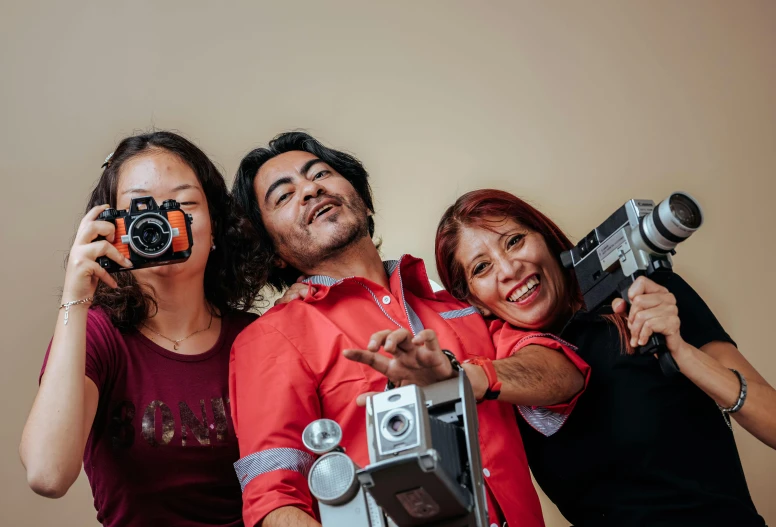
[675,342,776,450]
[20,307,91,496]
[464,345,584,406]
[261,506,321,527]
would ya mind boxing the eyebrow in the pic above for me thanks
[121,184,199,195]
[300,158,324,176]
[264,176,293,205]
[262,158,326,205]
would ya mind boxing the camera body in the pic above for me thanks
[559,192,703,375]
[97,196,194,273]
[359,372,487,527]
[302,373,486,527]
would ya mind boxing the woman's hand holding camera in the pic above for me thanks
[62,204,133,300]
[612,276,690,361]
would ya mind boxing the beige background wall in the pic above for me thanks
[2,1,774,525]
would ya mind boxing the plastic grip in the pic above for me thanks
[112,218,130,259]
[167,210,190,252]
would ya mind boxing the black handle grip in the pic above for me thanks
[637,334,680,376]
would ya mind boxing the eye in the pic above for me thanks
[179,201,197,206]
[276,192,292,205]
[313,170,329,180]
[472,262,489,276]
[507,234,524,248]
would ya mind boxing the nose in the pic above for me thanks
[494,253,520,283]
[301,178,325,203]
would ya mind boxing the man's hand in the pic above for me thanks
[343,328,455,392]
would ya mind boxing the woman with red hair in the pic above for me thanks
[435,189,773,527]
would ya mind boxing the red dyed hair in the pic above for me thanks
[435,189,632,352]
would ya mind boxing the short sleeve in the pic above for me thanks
[489,320,591,437]
[229,322,320,527]
[39,307,120,389]
[653,273,736,349]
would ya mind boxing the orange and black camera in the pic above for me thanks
[97,196,194,273]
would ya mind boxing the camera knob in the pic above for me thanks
[160,199,179,210]
[98,208,119,220]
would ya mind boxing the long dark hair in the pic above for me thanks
[82,131,265,330]
[232,131,376,291]
[435,189,632,352]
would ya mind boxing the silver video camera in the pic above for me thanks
[302,371,487,527]
[560,191,703,375]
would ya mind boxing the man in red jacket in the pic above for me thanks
[229,132,588,527]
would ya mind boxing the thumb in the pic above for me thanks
[356,391,379,407]
[611,298,628,314]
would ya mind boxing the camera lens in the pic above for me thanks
[387,414,409,436]
[668,193,702,229]
[380,408,415,443]
[635,192,703,254]
[140,224,162,246]
[128,213,174,258]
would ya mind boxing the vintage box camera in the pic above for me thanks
[559,191,703,375]
[360,372,487,527]
[97,196,194,273]
[302,372,487,527]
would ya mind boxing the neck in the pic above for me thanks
[304,237,389,289]
[139,273,213,334]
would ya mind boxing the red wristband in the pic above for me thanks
[464,356,502,401]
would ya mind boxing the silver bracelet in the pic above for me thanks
[59,297,93,325]
[718,368,747,414]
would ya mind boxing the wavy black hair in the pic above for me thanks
[81,131,265,330]
[232,131,376,291]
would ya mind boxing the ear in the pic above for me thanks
[468,297,492,317]
[273,256,288,269]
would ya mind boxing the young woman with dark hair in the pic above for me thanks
[435,189,775,527]
[20,131,265,527]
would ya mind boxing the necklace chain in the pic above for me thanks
[141,312,214,350]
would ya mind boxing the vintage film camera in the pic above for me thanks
[97,196,194,273]
[560,192,703,375]
[302,371,487,527]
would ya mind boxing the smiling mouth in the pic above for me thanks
[311,204,335,222]
[507,275,540,302]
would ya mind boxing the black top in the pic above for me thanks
[518,273,765,527]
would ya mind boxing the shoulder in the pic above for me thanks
[84,306,124,344]
[223,309,259,331]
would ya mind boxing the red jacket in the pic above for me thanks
[230,255,581,527]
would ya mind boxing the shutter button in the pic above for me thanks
[382,295,391,305]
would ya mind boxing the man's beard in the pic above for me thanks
[277,193,371,273]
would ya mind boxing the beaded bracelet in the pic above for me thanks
[717,368,747,430]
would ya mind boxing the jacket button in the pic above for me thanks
[382,295,391,305]
[483,468,490,477]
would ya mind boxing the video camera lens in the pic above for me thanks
[128,213,174,258]
[668,193,702,229]
[638,191,703,254]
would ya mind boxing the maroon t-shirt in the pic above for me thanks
[41,308,257,527]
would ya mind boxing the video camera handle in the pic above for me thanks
[617,272,680,377]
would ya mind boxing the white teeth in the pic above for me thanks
[508,276,540,302]
[313,204,333,221]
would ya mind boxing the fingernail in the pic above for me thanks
[368,340,376,348]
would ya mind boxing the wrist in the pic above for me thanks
[671,340,696,367]
[462,363,488,401]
